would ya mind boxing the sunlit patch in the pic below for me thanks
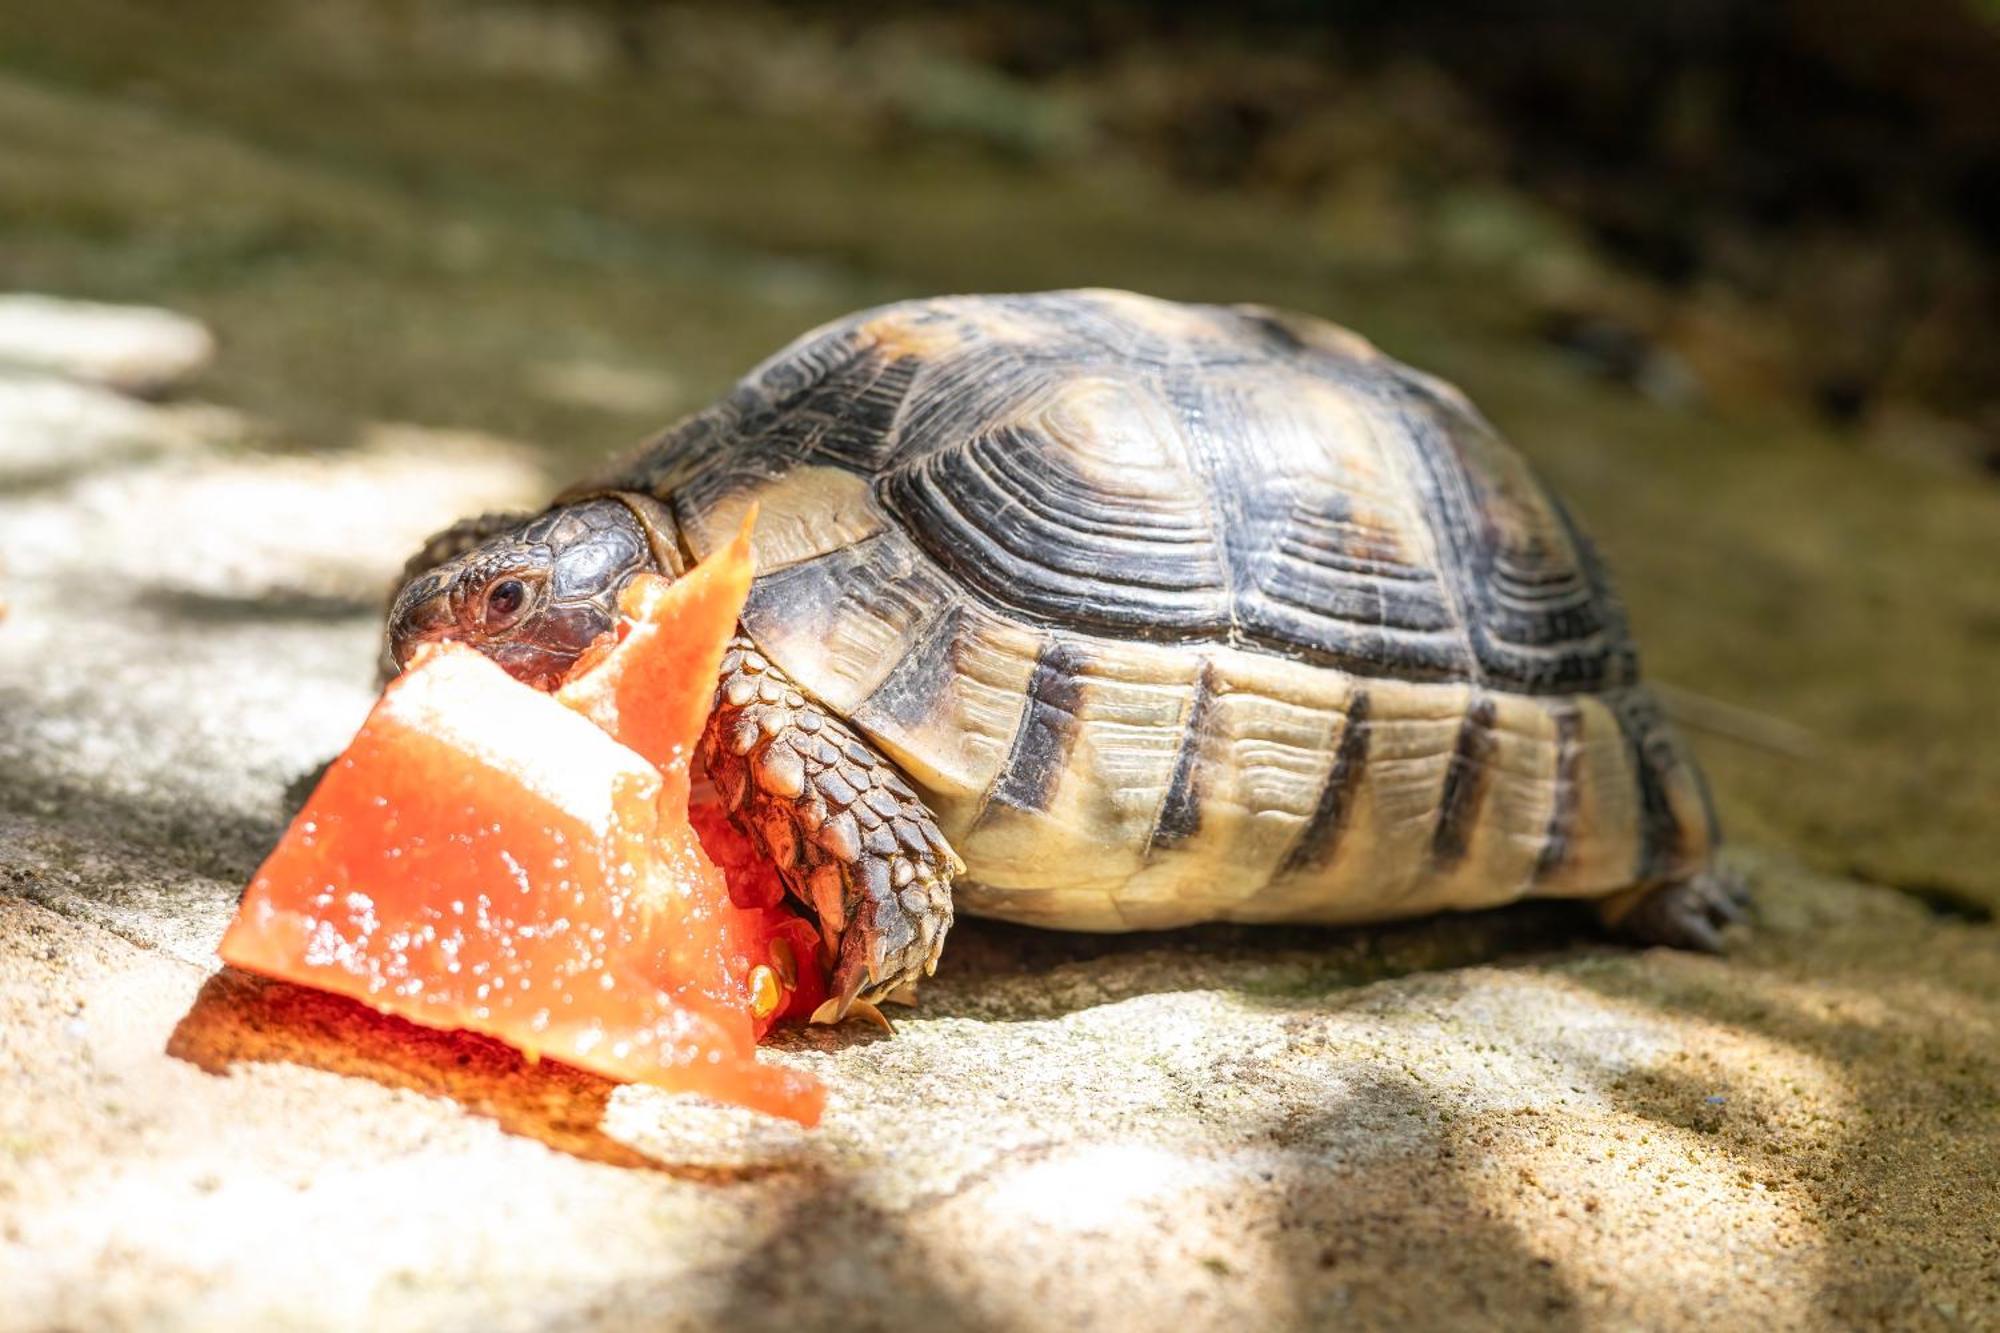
[980,1143,1201,1233]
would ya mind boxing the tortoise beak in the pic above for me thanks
[386,570,459,671]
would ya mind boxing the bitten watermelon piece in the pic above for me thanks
[556,519,756,785]
[221,525,826,1124]
[554,518,828,1033]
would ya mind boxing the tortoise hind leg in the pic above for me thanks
[1599,868,1753,953]
[703,634,963,1017]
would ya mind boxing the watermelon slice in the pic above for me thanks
[554,519,827,1032]
[554,529,755,788]
[220,523,827,1124]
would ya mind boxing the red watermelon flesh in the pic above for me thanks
[220,527,826,1124]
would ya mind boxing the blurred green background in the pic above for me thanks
[3,0,1997,912]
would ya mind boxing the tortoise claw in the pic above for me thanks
[825,936,874,1021]
[1611,869,1755,953]
[809,995,894,1034]
[850,1000,894,1034]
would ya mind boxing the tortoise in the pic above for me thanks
[387,289,1746,1016]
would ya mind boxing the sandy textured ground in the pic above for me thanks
[2,302,1997,1331]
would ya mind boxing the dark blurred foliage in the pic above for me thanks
[10,0,1999,459]
[617,0,2000,461]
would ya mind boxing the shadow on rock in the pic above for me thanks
[684,1168,1009,1333]
[918,898,1590,1024]
[1563,895,2000,1326]
[1254,1072,1585,1330]
[0,758,285,891]
[167,966,804,1180]
[140,584,384,626]
[667,1073,1580,1330]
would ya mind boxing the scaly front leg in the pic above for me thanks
[702,634,961,1016]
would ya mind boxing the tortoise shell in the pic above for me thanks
[584,289,1717,930]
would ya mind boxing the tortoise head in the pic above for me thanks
[386,495,672,687]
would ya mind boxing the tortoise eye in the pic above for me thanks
[483,577,529,628]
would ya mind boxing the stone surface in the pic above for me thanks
[2,301,1997,1332]
[0,371,236,489]
[0,295,214,396]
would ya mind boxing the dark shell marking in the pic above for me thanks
[1148,661,1219,851]
[1533,701,1585,883]
[1429,696,1499,869]
[1277,690,1372,879]
[986,638,1091,820]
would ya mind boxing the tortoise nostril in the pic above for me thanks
[389,582,457,665]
